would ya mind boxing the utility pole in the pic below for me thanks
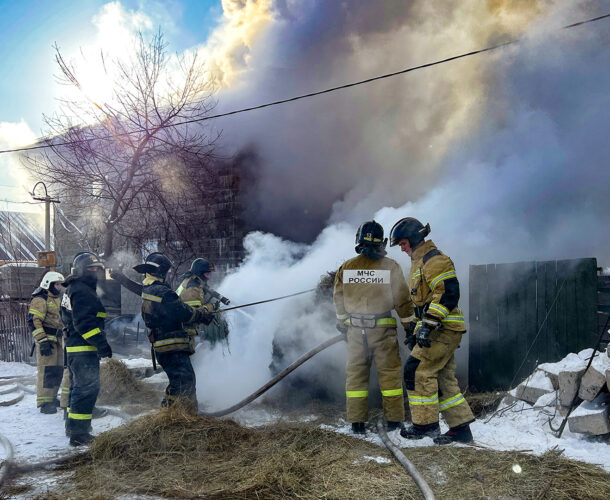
[31,181,60,268]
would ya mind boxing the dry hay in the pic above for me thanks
[97,358,159,411]
[50,406,610,500]
[464,391,505,418]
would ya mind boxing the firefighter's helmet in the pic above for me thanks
[190,258,215,279]
[39,271,65,290]
[133,252,172,278]
[71,252,104,278]
[355,220,386,247]
[389,217,430,247]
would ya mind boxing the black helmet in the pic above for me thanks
[71,252,104,278]
[188,258,215,280]
[389,217,430,247]
[355,220,386,247]
[133,252,172,278]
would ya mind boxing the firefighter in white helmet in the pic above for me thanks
[333,220,414,434]
[27,271,65,413]
[390,217,474,444]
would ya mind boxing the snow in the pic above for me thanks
[534,391,558,408]
[590,351,610,373]
[522,369,554,390]
[538,352,588,375]
[119,357,154,369]
[0,361,36,378]
[355,455,392,464]
[571,394,610,417]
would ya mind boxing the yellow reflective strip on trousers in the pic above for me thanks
[346,390,368,398]
[142,293,162,302]
[96,312,106,318]
[381,388,403,397]
[153,338,189,347]
[68,412,92,420]
[439,393,465,411]
[46,335,58,342]
[32,328,45,335]
[430,271,456,291]
[29,308,45,319]
[66,345,98,353]
[184,300,202,306]
[82,328,101,339]
[408,393,438,405]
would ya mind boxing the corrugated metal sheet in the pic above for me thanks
[0,211,45,261]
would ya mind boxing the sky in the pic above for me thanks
[0,0,222,207]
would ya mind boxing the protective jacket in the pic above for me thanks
[61,275,110,354]
[333,254,414,423]
[177,276,213,335]
[408,240,465,332]
[28,289,62,344]
[142,280,201,354]
[334,255,414,324]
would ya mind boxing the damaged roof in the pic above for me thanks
[0,211,45,262]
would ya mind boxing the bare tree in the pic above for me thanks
[23,30,222,258]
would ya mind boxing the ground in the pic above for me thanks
[1,359,610,499]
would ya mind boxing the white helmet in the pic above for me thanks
[40,271,65,290]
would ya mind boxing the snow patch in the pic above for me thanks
[0,361,36,378]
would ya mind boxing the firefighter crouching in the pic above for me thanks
[28,271,65,413]
[333,220,415,434]
[134,253,213,412]
[61,252,113,446]
[390,217,475,445]
[177,258,228,350]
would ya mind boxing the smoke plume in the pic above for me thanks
[191,0,610,409]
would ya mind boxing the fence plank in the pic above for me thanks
[468,264,487,390]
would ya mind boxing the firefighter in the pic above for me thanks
[177,258,230,349]
[390,217,475,444]
[333,220,415,434]
[134,253,213,412]
[61,252,113,446]
[28,271,65,413]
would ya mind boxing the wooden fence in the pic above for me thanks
[468,258,599,392]
[0,302,33,363]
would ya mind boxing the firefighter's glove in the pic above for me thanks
[404,334,416,350]
[416,319,440,348]
[203,303,216,313]
[195,309,214,326]
[39,340,53,356]
[97,341,113,359]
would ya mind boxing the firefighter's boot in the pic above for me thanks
[433,423,473,445]
[40,402,57,414]
[351,422,366,434]
[400,422,440,440]
[387,421,403,432]
[69,433,94,447]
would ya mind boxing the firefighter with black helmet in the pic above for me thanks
[390,217,475,444]
[333,220,415,434]
[135,252,213,412]
[61,252,113,446]
[177,258,230,349]
[28,271,65,413]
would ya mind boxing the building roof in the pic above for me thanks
[0,211,45,262]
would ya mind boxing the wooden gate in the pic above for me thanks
[468,258,598,391]
[0,302,32,363]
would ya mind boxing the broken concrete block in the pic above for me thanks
[568,394,610,435]
[578,353,610,402]
[515,370,554,404]
[606,369,610,393]
[558,369,586,407]
[558,405,572,417]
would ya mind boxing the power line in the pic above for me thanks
[0,12,608,156]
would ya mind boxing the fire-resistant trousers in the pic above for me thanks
[59,341,71,408]
[66,352,100,435]
[35,340,63,407]
[345,326,404,423]
[404,328,474,428]
[155,350,197,412]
